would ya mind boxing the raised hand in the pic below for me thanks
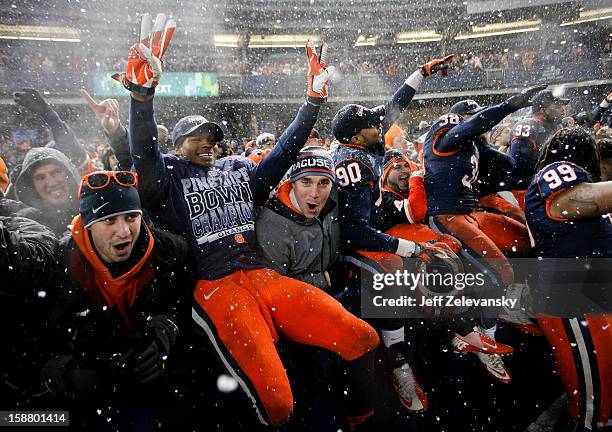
[80,89,121,134]
[13,88,51,117]
[306,41,335,99]
[507,84,548,110]
[419,54,454,78]
[112,12,176,95]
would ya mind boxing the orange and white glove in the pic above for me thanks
[112,13,176,96]
[601,91,612,109]
[419,54,454,78]
[306,41,335,100]
[414,241,452,263]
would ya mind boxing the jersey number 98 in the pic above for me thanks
[439,114,460,126]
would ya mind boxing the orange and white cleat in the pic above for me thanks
[452,330,514,356]
[391,363,429,412]
[475,353,512,384]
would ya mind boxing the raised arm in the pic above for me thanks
[14,88,89,170]
[114,13,176,209]
[129,97,168,208]
[382,55,454,134]
[586,91,612,128]
[252,42,334,204]
[80,90,132,170]
[438,85,547,155]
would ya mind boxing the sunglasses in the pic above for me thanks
[79,171,138,196]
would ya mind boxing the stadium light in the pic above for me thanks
[213,34,241,48]
[0,24,80,42]
[248,34,321,48]
[454,20,541,40]
[560,7,612,26]
[396,30,443,44]
[354,35,379,47]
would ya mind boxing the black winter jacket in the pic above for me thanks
[0,205,59,397]
[47,221,194,400]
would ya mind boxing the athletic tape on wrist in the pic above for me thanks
[405,70,425,91]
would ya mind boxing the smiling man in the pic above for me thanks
[14,147,80,236]
[121,15,377,426]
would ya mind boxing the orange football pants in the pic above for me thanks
[429,212,530,287]
[538,315,612,430]
[356,223,462,273]
[192,268,379,427]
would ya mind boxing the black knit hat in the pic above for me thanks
[331,104,386,143]
[289,146,335,183]
[79,172,142,228]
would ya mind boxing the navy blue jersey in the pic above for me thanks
[332,78,420,253]
[423,102,516,216]
[508,117,556,189]
[371,189,409,232]
[129,97,320,280]
[525,161,612,258]
[423,113,479,215]
[332,144,399,252]
[473,136,515,198]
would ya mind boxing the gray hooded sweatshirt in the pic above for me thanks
[256,180,339,290]
[14,147,80,236]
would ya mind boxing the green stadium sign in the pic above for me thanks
[93,72,219,97]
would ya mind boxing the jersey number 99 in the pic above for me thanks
[542,164,577,189]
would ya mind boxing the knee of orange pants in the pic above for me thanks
[432,214,514,287]
[262,380,294,427]
[342,323,380,362]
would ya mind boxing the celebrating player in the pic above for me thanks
[525,127,612,431]
[119,12,378,427]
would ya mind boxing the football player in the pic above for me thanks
[424,86,546,380]
[525,127,612,431]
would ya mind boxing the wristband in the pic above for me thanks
[307,95,324,106]
[396,238,418,257]
[405,70,424,91]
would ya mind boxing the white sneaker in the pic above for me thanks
[499,283,543,336]
[475,352,512,384]
[391,363,428,412]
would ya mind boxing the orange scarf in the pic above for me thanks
[276,180,303,215]
[70,215,155,329]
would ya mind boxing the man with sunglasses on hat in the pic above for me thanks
[44,170,194,426]
[119,13,378,427]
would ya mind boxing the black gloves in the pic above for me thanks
[41,355,103,399]
[130,315,179,384]
[506,85,547,110]
[13,88,53,118]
